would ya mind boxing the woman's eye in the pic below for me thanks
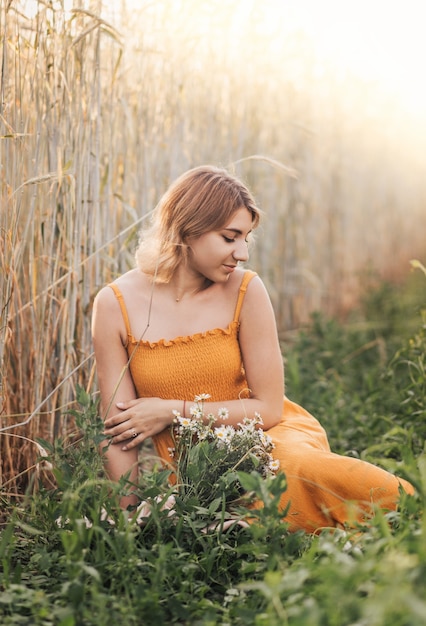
[223,236,235,243]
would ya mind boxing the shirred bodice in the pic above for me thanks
[125,323,249,403]
[109,270,255,404]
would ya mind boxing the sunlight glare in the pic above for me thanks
[270,0,426,116]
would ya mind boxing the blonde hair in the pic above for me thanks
[135,165,261,283]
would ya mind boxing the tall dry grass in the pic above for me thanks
[1,0,425,490]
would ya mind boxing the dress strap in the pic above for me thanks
[233,270,257,323]
[108,283,132,343]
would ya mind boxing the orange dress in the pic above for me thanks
[109,271,413,533]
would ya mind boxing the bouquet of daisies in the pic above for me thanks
[170,394,279,510]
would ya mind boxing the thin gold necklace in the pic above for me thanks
[174,278,211,302]
[174,286,200,302]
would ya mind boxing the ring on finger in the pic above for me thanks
[130,428,138,439]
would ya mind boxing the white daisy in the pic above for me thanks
[190,406,203,419]
[176,416,192,428]
[214,425,233,444]
[194,393,211,402]
[269,459,280,472]
[259,431,273,449]
[239,417,256,433]
[217,407,229,420]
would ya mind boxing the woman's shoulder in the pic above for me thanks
[235,269,273,313]
[228,267,257,287]
[102,269,150,295]
[94,270,142,308]
[113,268,147,289]
[231,267,264,293]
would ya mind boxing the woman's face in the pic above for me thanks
[186,207,253,283]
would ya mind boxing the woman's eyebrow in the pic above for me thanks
[223,227,252,236]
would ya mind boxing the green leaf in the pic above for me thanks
[236,471,261,493]
[208,497,224,514]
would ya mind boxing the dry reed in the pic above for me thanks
[1,0,425,490]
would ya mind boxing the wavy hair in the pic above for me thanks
[135,165,261,283]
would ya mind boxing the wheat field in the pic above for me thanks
[1,0,425,490]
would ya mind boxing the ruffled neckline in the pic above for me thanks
[127,319,239,348]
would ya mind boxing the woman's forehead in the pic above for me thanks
[222,207,254,232]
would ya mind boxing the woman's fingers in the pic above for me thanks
[105,414,149,447]
[105,418,138,439]
[104,398,151,428]
[116,399,140,410]
[104,404,137,429]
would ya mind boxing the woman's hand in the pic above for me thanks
[104,397,177,450]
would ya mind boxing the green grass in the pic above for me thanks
[1,274,425,625]
[284,271,426,461]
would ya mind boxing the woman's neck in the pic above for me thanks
[171,276,211,302]
[167,268,212,302]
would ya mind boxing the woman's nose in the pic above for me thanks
[233,240,249,262]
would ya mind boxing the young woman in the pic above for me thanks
[91,165,414,532]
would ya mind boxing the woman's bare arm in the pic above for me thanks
[92,286,140,506]
[237,274,285,427]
